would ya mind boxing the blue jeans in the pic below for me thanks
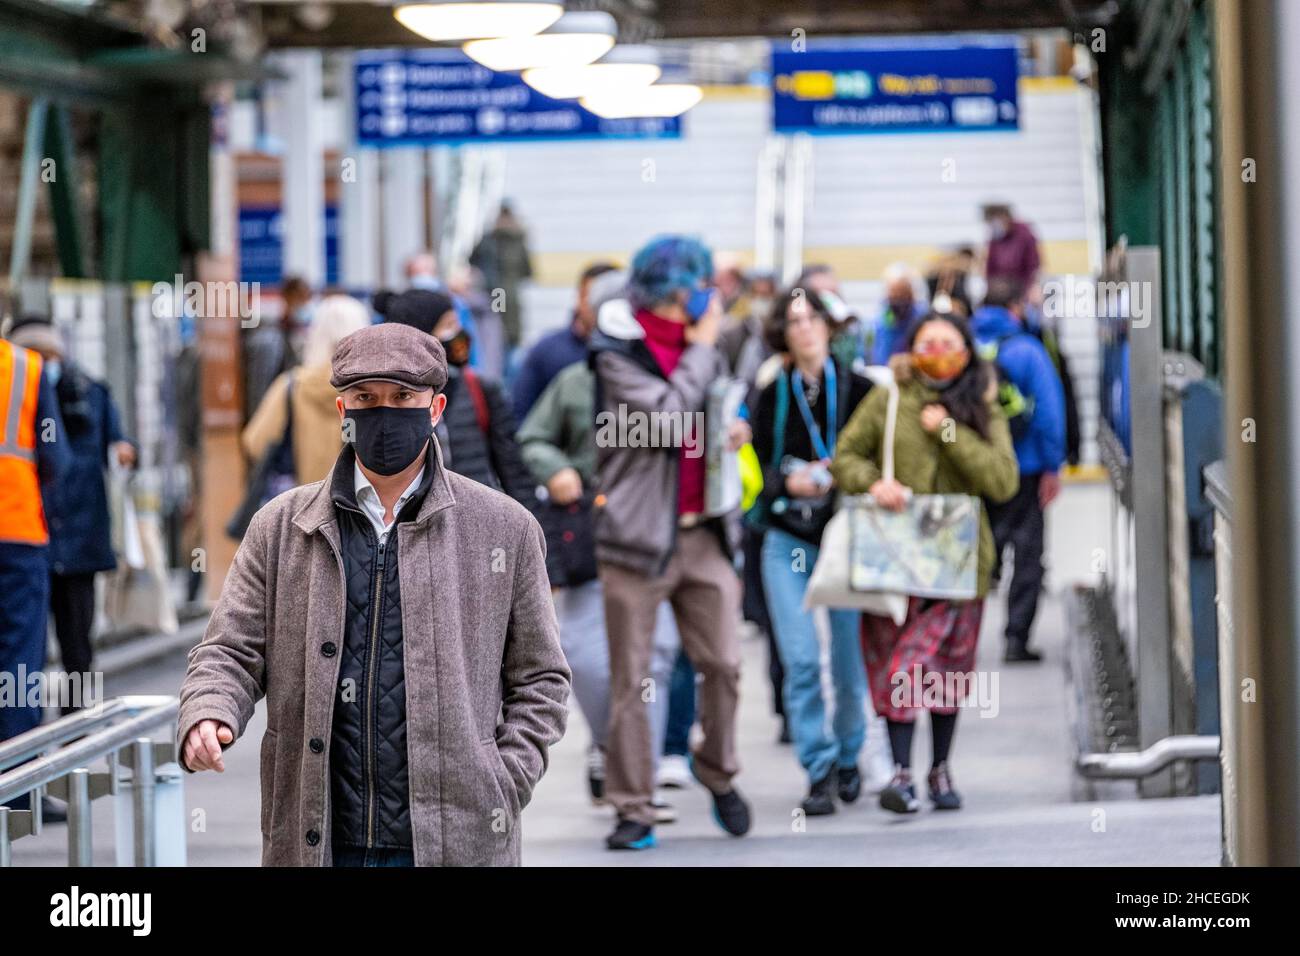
[333,845,415,867]
[663,650,696,757]
[760,527,867,784]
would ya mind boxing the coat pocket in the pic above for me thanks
[480,736,520,820]
[259,728,279,838]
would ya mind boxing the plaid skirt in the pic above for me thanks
[860,597,985,722]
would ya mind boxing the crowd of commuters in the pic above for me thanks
[1,198,1080,861]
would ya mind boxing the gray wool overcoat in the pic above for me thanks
[177,444,570,866]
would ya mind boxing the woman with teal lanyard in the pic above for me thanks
[750,286,874,816]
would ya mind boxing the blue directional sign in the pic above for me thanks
[238,205,339,287]
[771,39,1020,135]
[354,49,681,147]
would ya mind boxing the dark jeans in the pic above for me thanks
[663,649,696,757]
[50,571,96,715]
[988,472,1045,649]
[333,845,415,867]
[0,543,50,811]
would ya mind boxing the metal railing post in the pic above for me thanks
[0,697,180,867]
[67,768,92,867]
[131,738,156,868]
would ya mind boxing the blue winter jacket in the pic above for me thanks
[870,301,926,366]
[971,306,1066,476]
[42,364,129,575]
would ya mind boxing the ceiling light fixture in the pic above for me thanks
[462,11,617,72]
[393,1,562,43]
[580,83,704,119]
[523,43,660,99]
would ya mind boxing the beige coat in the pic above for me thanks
[177,443,570,866]
[242,363,343,484]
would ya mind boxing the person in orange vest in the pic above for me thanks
[0,315,69,812]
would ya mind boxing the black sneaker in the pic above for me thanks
[836,765,862,804]
[606,818,657,850]
[927,762,963,810]
[879,766,921,814]
[1004,642,1042,663]
[801,769,836,816]
[710,788,753,836]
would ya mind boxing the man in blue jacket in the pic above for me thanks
[10,318,136,712]
[1,314,69,815]
[870,263,927,365]
[511,261,619,421]
[971,279,1066,663]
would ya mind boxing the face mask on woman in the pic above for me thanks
[439,329,472,367]
[912,347,969,387]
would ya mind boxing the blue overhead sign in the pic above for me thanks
[771,40,1019,135]
[239,205,339,287]
[354,49,682,147]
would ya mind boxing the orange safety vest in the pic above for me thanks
[0,340,48,545]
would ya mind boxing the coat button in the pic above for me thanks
[321,642,336,657]
[306,829,320,846]
[309,737,324,754]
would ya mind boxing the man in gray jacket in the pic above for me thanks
[589,235,750,850]
[178,322,569,866]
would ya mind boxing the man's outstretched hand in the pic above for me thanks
[183,719,234,772]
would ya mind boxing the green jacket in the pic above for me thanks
[830,360,1020,597]
[517,361,597,486]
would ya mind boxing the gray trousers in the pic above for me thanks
[554,579,680,762]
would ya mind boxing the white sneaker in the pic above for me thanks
[655,753,694,790]
[652,791,678,824]
[862,716,896,794]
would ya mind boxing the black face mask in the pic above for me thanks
[344,406,434,476]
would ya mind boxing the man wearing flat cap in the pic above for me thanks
[177,322,570,867]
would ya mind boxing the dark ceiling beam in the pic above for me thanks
[262,0,1116,49]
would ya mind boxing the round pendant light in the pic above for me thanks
[523,43,660,99]
[393,1,563,42]
[581,83,704,119]
[462,11,617,72]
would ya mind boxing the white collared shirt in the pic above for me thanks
[353,461,425,545]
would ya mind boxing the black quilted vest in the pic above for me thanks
[328,446,434,849]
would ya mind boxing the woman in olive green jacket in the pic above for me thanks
[831,312,1018,816]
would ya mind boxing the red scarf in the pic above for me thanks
[636,309,706,516]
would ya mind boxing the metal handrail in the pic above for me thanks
[0,698,178,803]
[0,695,181,867]
[0,696,164,771]
[1076,734,1221,779]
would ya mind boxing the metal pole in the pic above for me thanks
[1214,0,1300,865]
[277,49,326,286]
[67,768,92,867]
[1126,247,1173,797]
[0,806,10,867]
[8,97,48,284]
[131,738,155,867]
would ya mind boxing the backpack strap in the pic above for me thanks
[462,368,490,435]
